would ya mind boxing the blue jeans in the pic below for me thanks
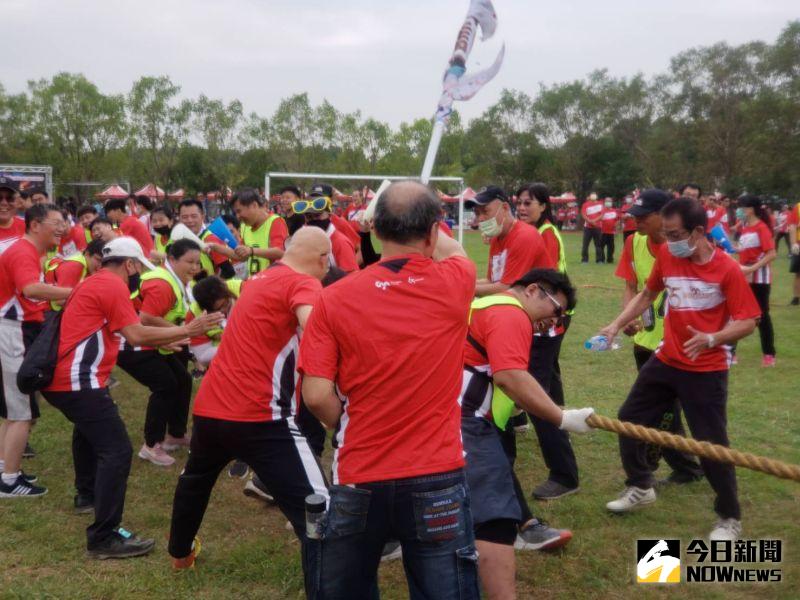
[312,468,480,599]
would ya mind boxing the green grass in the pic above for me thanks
[1,231,798,599]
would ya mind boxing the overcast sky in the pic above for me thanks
[4,0,797,127]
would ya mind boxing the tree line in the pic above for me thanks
[0,21,798,202]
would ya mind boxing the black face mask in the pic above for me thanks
[127,272,141,294]
[154,226,171,236]
[307,218,330,231]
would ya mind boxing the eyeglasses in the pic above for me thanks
[536,284,564,318]
[291,197,330,214]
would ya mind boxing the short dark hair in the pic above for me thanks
[662,197,708,231]
[134,195,154,211]
[90,216,113,229]
[179,199,205,214]
[19,190,30,200]
[77,204,98,218]
[512,268,577,313]
[104,198,127,214]
[231,188,262,207]
[221,213,240,229]
[168,238,201,259]
[32,190,48,199]
[151,205,173,220]
[374,182,440,244]
[192,276,232,312]
[84,239,106,257]
[279,185,302,198]
[25,203,59,232]
[679,182,702,197]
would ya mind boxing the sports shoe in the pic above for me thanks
[0,475,47,498]
[161,435,190,452]
[243,475,274,503]
[138,443,175,466]
[18,471,38,484]
[532,480,579,501]
[227,460,250,479]
[172,537,202,570]
[510,412,530,433]
[74,493,94,514]
[22,443,36,458]
[381,541,403,562]
[87,528,155,560]
[709,518,742,542]
[514,518,572,551]
[656,470,703,487]
[762,354,776,367]
[790,297,799,306]
[606,486,656,513]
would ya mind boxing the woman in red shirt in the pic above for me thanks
[736,195,776,366]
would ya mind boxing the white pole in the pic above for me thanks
[458,179,464,245]
[420,120,445,185]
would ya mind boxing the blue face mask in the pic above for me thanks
[735,208,746,221]
[667,238,695,258]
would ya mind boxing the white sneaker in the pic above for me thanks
[605,486,656,513]
[137,443,175,466]
[709,518,742,541]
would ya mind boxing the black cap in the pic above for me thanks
[309,183,333,198]
[627,188,670,217]
[0,176,17,194]
[465,185,508,208]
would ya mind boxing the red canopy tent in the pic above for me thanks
[167,188,185,200]
[549,193,577,205]
[95,184,129,200]
[133,183,165,200]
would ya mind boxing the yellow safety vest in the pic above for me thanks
[538,222,567,274]
[198,230,218,277]
[631,233,666,351]
[154,233,171,256]
[140,266,186,355]
[240,214,281,276]
[468,294,525,430]
[46,253,88,311]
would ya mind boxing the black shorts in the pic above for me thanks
[790,254,800,274]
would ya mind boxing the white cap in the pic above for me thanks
[102,236,156,271]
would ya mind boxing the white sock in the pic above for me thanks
[0,460,4,471]
[2,471,20,485]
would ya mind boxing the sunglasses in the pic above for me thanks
[291,197,330,214]
[536,284,564,318]
[0,193,14,203]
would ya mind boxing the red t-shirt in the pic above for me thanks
[581,201,604,228]
[52,259,87,288]
[600,207,619,234]
[298,254,476,485]
[120,215,154,255]
[268,215,289,250]
[200,232,229,268]
[139,278,177,319]
[738,220,775,285]
[46,270,139,392]
[461,300,531,419]
[193,263,321,422]
[646,246,761,371]
[439,221,453,238]
[788,205,800,240]
[331,214,361,248]
[56,224,88,257]
[328,225,358,272]
[705,206,726,231]
[0,238,47,323]
[621,203,637,232]
[488,220,554,285]
[615,234,663,284]
[0,217,26,256]
[540,223,560,267]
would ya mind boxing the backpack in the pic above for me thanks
[17,308,64,394]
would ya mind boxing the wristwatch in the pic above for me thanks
[707,333,717,348]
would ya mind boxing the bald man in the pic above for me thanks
[168,225,331,589]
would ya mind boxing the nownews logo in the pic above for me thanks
[636,538,783,584]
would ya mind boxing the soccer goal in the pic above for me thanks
[265,171,467,243]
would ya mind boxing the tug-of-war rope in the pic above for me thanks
[586,414,800,483]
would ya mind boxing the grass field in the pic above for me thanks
[1,230,798,599]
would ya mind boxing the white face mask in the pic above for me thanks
[478,207,505,238]
[667,238,695,258]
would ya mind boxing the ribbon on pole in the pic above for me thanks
[420,0,505,183]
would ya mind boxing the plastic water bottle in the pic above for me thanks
[305,493,326,540]
[584,335,620,351]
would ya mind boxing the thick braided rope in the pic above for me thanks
[586,414,800,483]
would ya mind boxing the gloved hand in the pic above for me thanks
[792,243,800,256]
[559,408,595,433]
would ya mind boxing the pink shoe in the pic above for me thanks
[762,355,776,367]
[162,435,191,452]
[138,443,175,466]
